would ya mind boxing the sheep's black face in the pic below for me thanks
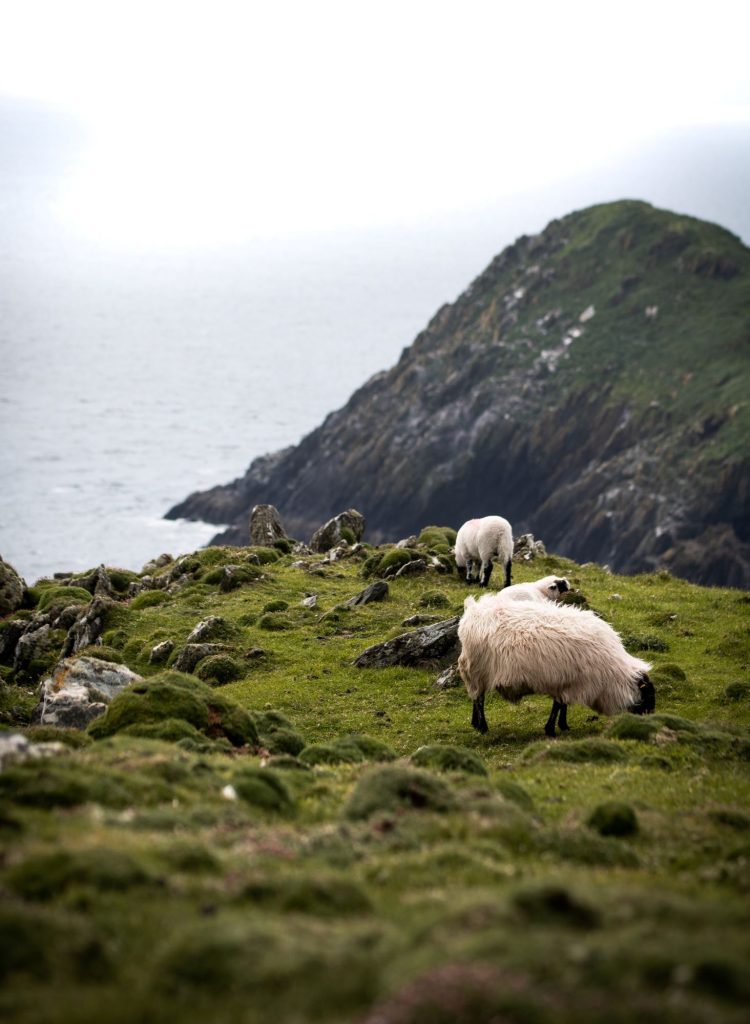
[554,578,570,594]
[630,675,656,715]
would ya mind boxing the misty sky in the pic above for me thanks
[2,0,749,249]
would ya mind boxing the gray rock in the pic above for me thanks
[249,503,288,546]
[354,616,460,669]
[13,623,52,673]
[173,643,226,673]
[0,732,68,770]
[186,616,228,644]
[32,656,142,728]
[301,594,318,609]
[0,556,26,616]
[396,536,419,548]
[434,664,462,689]
[346,581,389,607]
[149,639,174,664]
[513,533,547,561]
[395,559,428,577]
[309,508,366,553]
[61,596,114,657]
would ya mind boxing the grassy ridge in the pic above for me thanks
[1,540,749,1023]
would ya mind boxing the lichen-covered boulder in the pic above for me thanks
[310,509,365,553]
[0,556,26,616]
[186,617,230,644]
[32,657,142,729]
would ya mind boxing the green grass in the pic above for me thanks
[0,542,748,1023]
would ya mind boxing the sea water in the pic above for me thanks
[0,227,496,583]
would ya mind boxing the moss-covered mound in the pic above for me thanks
[231,767,295,813]
[87,671,258,747]
[299,734,396,766]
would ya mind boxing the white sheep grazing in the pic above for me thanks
[454,516,513,589]
[457,598,656,736]
[496,575,570,603]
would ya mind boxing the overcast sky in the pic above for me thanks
[1,0,749,248]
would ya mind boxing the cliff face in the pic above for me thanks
[167,201,750,587]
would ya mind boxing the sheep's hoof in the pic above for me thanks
[544,725,557,738]
[559,721,570,732]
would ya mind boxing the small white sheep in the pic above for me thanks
[457,598,655,736]
[454,516,513,589]
[496,575,570,603]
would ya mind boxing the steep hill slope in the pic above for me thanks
[168,201,750,586]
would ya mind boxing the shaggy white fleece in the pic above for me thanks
[458,598,651,715]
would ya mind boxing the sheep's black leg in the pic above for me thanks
[480,560,493,588]
[464,558,475,584]
[504,559,512,589]
[558,702,570,732]
[545,700,563,737]
[471,694,489,734]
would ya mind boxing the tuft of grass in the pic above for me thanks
[231,767,295,813]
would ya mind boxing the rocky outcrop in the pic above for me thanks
[310,509,366,553]
[32,656,141,729]
[167,202,750,588]
[249,504,288,547]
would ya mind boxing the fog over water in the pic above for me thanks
[1,9,749,584]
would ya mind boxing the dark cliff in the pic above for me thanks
[167,201,750,587]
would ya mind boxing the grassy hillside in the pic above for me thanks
[1,537,749,1023]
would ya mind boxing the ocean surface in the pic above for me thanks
[1,227,501,583]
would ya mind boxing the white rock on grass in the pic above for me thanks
[32,656,142,729]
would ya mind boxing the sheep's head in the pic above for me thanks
[537,576,570,600]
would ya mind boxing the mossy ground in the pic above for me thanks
[0,544,749,1023]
